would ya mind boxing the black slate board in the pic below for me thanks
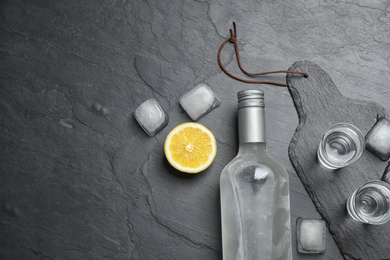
[286,61,390,260]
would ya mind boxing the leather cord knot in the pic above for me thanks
[218,22,308,87]
[229,32,236,43]
[228,23,237,43]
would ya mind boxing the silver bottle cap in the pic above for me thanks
[238,90,264,109]
[237,90,266,143]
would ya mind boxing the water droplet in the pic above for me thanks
[92,103,108,115]
[60,119,73,129]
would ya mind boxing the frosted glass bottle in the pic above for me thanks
[220,90,292,260]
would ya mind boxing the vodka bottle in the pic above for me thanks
[220,90,292,260]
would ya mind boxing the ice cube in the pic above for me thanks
[365,115,390,161]
[382,162,390,184]
[179,83,221,121]
[134,98,168,137]
[297,218,326,254]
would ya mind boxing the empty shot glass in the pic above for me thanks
[346,180,390,225]
[317,123,365,170]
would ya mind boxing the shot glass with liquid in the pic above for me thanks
[346,180,390,225]
[317,123,365,170]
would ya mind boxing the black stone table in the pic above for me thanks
[1,1,389,259]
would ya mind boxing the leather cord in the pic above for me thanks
[218,22,308,87]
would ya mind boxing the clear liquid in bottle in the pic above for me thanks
[220,90,292,260]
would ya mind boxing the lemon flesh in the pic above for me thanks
[164,123,217,173]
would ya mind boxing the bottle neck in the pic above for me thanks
[238,106,266,144]
[237,142,267,156]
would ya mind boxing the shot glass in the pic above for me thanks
[317,123,365,170]
[346,180,390,225]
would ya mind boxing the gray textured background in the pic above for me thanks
[1,0,389,259]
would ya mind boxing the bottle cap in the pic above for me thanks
[237,90,264,109]
[237,90,266,143]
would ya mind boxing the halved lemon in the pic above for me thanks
[164,122,217,174]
